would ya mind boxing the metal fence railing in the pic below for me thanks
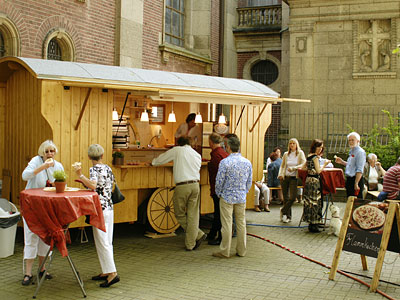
[265,108,400,158]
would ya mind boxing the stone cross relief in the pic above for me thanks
[358,20,391,72]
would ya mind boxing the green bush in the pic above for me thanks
[112,151,124,158]
[53,170,68,182]
[351,110,400,170]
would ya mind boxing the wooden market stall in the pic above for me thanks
[0,56,304,233]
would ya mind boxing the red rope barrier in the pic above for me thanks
[247,233,397,300]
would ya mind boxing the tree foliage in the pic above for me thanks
[351,110,400,170]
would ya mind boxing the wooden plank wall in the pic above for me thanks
[4,70,53,205]
[40,81,113,188]
[231,104,272,208]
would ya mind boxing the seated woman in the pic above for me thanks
[254,174,270,212]
[267,151,283,204]
[362,153,386,199]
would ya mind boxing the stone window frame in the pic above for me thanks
[243,53,281,92]
[160,0,213,74]
[43,29,75,61]
[0,15,20,57]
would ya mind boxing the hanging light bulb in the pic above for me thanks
[168,111,176,122]
[168,102,176,122]
[112,108,119,121]
[218,113,226,124]
[195,112,202,123]
[140,110,149,122]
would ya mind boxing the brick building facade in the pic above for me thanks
[0,0,115,64]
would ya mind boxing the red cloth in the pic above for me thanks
[20,188,105,257]
[298,168,345,195]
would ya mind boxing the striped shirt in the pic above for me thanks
[382,165,400,199]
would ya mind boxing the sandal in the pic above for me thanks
[21,275,33,286]
[39,270,53,280]
[100,275,120,288]
[92,274,108,281]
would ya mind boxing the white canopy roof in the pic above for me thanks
[0,57,307,105]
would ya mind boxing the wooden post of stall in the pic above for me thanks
[329,196,356,280]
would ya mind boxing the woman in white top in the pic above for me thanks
[278,138,306,223]
[362,153,386,199]
[74,144,119,287]
[21,140,64,286]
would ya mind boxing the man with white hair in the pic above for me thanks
[335,132,366,198]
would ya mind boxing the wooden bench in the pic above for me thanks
[367,190,380,199]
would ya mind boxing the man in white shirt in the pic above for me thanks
[151,136,206,250]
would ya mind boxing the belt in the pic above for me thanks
[176,180,199,186]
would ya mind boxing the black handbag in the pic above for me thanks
[111,182,125,204]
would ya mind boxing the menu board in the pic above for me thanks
[342,199,387,258]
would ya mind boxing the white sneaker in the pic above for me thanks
[287,218,292,223]
[282,215,288,223]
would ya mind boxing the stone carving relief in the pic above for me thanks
[354,19,396,78]
[296,37,307,53]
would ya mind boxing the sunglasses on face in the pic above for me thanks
[45,149,56,154]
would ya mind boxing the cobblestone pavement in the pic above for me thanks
[0,202,399,300]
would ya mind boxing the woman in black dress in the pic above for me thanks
[302,139,331,233]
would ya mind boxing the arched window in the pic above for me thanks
[165,0,184,47]
[0,32,5,58]
[47,38,62,61]
[43,29,75,61]
[0,17,20,57]
[251,60,279,85]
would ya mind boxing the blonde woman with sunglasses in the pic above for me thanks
[21,140,64,286]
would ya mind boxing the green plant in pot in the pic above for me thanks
[112,150,125,165]
[53,170,68,193]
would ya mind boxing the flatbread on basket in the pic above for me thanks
[352,205,385,230]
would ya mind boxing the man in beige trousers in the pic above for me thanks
[151,136,206,250]
[213,136,252,258]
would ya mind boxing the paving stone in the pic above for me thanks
[0,202,398,299]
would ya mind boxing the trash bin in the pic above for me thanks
[0,198,21,258]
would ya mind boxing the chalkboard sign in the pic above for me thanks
[387,214,400,253]
[342,199,386,258]
[330,197,400,292]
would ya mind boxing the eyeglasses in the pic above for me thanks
[45,149,56,153]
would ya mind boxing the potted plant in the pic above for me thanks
[112,150,125,165]
[53,170,68,193]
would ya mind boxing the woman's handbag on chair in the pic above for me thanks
[111,182,125,204]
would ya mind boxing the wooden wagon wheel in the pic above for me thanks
[147,187,180,234]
